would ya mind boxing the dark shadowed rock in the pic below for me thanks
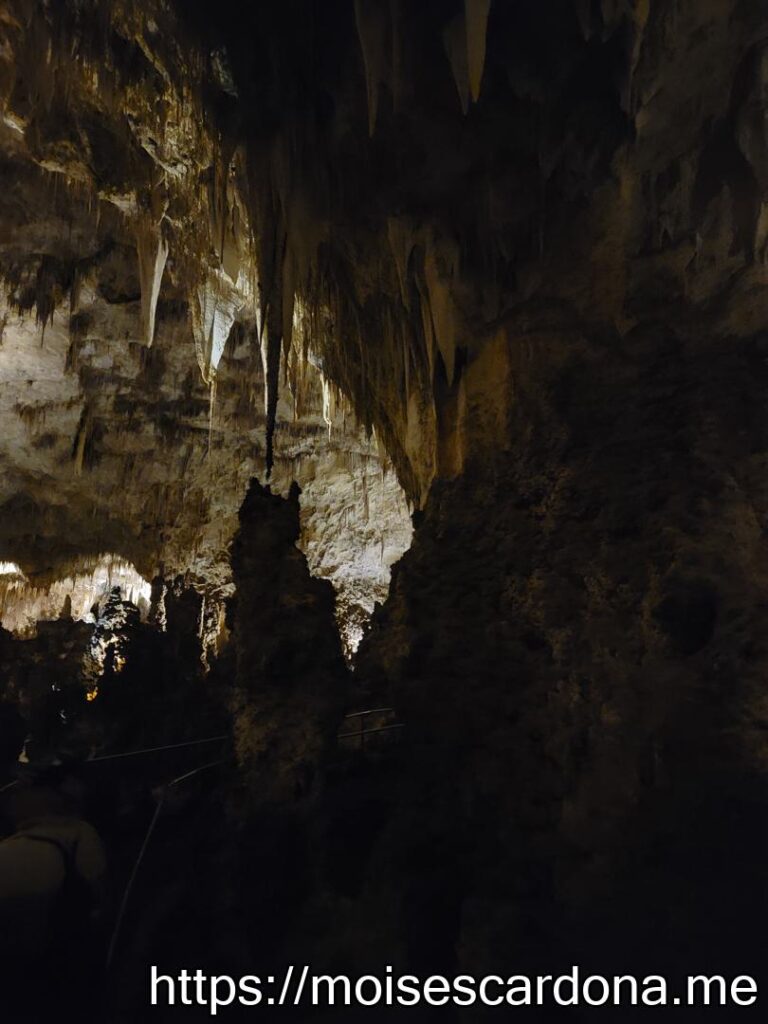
[230,479,348,802]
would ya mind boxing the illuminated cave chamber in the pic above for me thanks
[1,0,767,994]
[0,171,411,661]
[0,556,151,636]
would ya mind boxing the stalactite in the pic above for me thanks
[465,0,492,104]
[247,142,290,475]
[261,324,282,475]
[624,0,651,116]
[354,0,390,136]
[387,216,414,310]
[444,14,471,115]
[322,374,333,439]
[573,0,593,40]
[424,244,460,386]
[207,375,217,457]
[192,270,240,385]
[281,258,296,383]
[209,140,244,284]
[361,463,370,521]
[389,0,402,113]
[136,217,169,347]
[72,406,91,477]
[259,251,285,476]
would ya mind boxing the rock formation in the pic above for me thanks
[230,479,348,801]
[1,0,767,1012]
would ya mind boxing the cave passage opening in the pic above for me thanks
[0,555,152,637]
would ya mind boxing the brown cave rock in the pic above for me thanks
[230,479,348,802]
[2,1,768,1016]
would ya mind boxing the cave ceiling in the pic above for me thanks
[0,0,766,627]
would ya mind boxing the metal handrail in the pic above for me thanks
[338,723,405,740]
[106,758,223,970]
[343,707,394,719]
[87,735,228,763]
[339,706,403,747]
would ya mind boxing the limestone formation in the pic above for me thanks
[230,479,348,801]
[1,0,767,1010]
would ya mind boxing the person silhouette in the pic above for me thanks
[0,701,106,1021]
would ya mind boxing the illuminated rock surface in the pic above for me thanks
[1,0,767,1013]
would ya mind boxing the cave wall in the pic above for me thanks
[0,271,410,639]
[2,0,768,997]
[355,303,768,980]
[0,0,411,644]
[211,0,768,980]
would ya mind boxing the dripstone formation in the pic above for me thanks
[1,0,767,1015]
